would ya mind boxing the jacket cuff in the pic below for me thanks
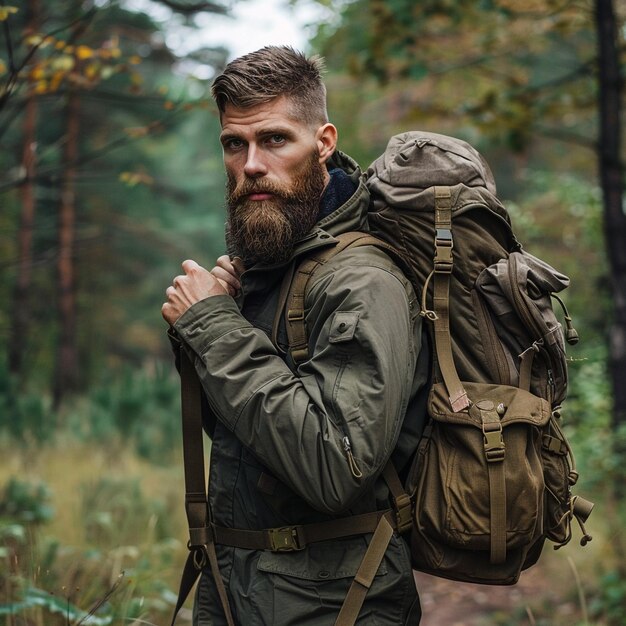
[173,295,252,356]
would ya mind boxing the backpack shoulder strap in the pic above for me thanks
[276,231,386,365]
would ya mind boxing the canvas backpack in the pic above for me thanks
[278,131,593,587]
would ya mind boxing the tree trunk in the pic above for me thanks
[8,0,39,380]
[53,89,80,408]
[595,0,626,481]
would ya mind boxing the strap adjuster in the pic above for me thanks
[268,526,305,552]
[482,422,505,462]
[394,494,413,534]
[287,309,305,322]
[434,228,454,273]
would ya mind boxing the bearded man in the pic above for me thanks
[163,46,428,626]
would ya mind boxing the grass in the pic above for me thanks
[0,437,192,625]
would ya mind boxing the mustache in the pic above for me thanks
[228,178,286,205]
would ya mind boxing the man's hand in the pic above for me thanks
[210,255,242,297]
[162,259,229,325]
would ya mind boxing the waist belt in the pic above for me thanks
[213,509,395,552]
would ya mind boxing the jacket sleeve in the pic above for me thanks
[173,251,421,515]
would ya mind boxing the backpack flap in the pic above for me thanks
[411,381,551,584]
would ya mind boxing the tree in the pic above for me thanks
[595,0,626,488]
[0,0,230,406]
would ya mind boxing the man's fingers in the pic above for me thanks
[216,278,237,296]
[216,255,242,277]
[182,259,202,274]
[211,266,241,291]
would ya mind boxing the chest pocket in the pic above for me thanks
[329,311,360,344]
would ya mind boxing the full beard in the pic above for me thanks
[225,151,327,267]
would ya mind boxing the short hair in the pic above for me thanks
[211,46,328,127]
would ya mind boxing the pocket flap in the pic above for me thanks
[429,382,551,428]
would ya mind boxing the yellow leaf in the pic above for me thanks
[129,55,141,65]
[0,6,18,21]
[110,47,122,59]
[55,40,66,50]
[34,80,47,94]
[29,65,46,80]
[85,63,99,80]
[76,45,94,60]
[25,34,43,46]
[124,127,149,139]
[49,72,63,92]
[0,60,5,75]
[119,172,153,187]
[51,55,74,72]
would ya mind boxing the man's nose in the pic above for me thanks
[243,145,267,178]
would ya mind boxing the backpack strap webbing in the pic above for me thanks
[334,512,395,626]
[171,350,236,626]
[277,231,399,365]
[431,186,470,412]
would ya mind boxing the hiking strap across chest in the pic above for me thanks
[272,230,402,364]
[172,346,414,626]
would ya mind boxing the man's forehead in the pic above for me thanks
[220,97,303,130]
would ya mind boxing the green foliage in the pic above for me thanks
[589,568,626,626]
[60,363,182,462]
[0,469,184,625]
[81,476,174,548]
[0,478,54,525]
[0,363,182,462]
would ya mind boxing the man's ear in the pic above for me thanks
[316,123,337,164]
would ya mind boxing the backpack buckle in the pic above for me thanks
[394,494,413,534]
[268,526,305,552]
[434,228,453,273]
[482,422,505,462]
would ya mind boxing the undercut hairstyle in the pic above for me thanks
[211,46,328,127]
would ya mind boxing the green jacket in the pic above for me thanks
[171,152,429,625]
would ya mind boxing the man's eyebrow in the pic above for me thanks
[219,131,240,144]
[257,126,296,138]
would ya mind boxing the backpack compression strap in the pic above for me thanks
[430,186,470,412]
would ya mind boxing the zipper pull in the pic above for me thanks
[342,436,363,479]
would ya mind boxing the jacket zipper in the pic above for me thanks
[334,355,363,479]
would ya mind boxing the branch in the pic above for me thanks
[0,104,192,193]
[533,125,598,150]
[153,0,230,16]
[0,6,98,112]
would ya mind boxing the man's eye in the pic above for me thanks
[225,138,243,149]
[268,135,285,145]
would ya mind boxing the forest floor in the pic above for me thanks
[414,565,569,626]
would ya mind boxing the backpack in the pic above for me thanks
[279,131,593,586]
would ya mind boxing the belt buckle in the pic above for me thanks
[268,526,304,552]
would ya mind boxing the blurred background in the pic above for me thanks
[0,0,624,624]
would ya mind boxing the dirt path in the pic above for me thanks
[414,569,555,626]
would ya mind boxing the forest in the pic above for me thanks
[0,0,624,624]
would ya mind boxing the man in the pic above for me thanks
[162,46,428,626]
